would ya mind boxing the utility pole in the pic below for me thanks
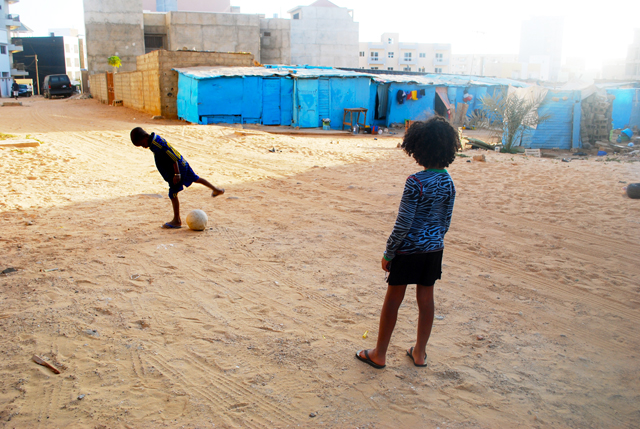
[23,55,40,95]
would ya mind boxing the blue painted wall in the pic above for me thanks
[327,77,372,129]
[177,74,199,124]
[386,83,437,125]
[607,89,640,129]
[281,78,294,126]
[529,91,579,150]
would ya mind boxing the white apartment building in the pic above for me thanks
[451,54,520,77]
[1,0,28,97]
[49,28,85,85]
[358,33,451,73]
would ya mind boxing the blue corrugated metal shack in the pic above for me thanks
[174,66,373,128]
[368,74,526,128]
[606,87,640,129]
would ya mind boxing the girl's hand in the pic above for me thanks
[381,257,391,272]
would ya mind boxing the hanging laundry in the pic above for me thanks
[416,90,423,99]
[406,91,412,101]
[396,89,405,105]
[419,89,426,97]
[411,91,418,101]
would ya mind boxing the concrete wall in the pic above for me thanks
[259,18,291,65]
[90,50,253,118]
[290,6,359,68]
[165,12,261,61]
[83,0,146,74]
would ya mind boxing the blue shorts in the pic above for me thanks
[168,162,200,199]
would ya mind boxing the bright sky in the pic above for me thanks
[10,0,636,71]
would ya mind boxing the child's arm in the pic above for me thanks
[384,176,420,261]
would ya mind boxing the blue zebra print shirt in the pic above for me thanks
[384,170,456,260]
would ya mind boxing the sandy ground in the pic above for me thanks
[1,97,639,428]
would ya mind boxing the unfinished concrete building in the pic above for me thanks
[83,0,146,73]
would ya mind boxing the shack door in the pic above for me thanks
[262,78,281,125]
[318,78,330,123]
[297,79,319,128]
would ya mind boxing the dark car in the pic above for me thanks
[18,84,32,97]
[43,74,75,99]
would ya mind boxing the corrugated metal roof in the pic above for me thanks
[173,66,373,80]
[173,66,529,87]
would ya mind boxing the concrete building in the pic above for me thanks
[625,28,640,79]
[48,28,85,85]
[260,17,291,65]
[289,0,358,68]
[601,59,626,80]
[519,16,564,81]
[358,33,451,73]
[142,0,239,13]
[83,0,146,73]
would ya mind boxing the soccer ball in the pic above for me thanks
[186,209,208,231]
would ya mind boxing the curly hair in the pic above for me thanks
[401,116,459,168]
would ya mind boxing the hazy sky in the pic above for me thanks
[10,0,636,70]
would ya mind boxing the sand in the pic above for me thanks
[0,97,639,428]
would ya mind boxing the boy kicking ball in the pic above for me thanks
[130,127,224,228]
[356,116,458,369]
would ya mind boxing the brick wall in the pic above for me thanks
[91,50,254,118]
[89,73,108,103]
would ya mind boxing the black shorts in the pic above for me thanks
[387,250,443,286]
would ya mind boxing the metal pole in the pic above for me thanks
[35,55,40,95]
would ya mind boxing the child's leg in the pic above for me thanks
[411,284,435,365]
[163,195,181,227]
[194,178,225,197]
[358,285,407,366]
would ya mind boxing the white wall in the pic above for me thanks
[358,33,451,73]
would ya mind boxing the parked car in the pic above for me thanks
[17,84,32,97]
[43,74,75,99]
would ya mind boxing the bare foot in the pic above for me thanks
[212,188,225,197]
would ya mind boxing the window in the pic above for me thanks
[435,67,442,73]
[144,34,165,53]
[263,32,271,37]
[370,51,378,59]
[0,46,5,54]
[388,38,393,44]
[66,58,72,67]
[388,52,394,59]
[436,53,443,59]
[2,72,8,78]
[404,66,411,71]
[65,44,70,53]
[371,67,379,70]
[359,51,365,57]
[419,53,426,58]
[74,45,78,53]
[74,58,79,67]
[387,67,394,70]
[293,13,300,19]
[419,67,426,72]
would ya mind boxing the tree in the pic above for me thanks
[108,55,122,73]
[469,89,550,153]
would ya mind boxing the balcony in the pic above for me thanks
[399,57,417,65]
[11,62,29,76]
[6,14,21,30]
[8,39,23,53]
[434,58,450,66]
[368,56,385,65]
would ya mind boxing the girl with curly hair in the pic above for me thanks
[356,116,459,369]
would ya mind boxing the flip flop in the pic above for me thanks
[355,349,385,369]
[406,347,428,367]
[162,223,182,229]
